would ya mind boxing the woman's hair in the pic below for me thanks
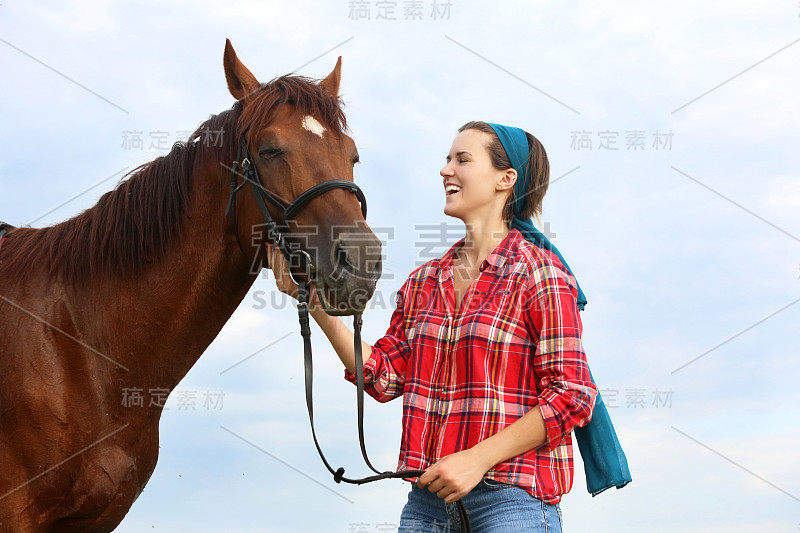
[458,121,550,225]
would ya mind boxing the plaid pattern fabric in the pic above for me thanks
[345,229,596,504]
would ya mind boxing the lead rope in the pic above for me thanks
[353,312,386,476]
[296,281,472,533]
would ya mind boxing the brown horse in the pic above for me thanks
[0,39,380,532]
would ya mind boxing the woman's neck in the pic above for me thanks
[458,218,510,268]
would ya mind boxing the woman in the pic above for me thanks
[267,121,597,532]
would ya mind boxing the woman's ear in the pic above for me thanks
[497,169,517,192]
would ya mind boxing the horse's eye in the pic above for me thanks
[259,148,282,160]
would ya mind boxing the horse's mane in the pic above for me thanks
[0,74,347,286]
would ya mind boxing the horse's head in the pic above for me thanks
[223,39,381,314]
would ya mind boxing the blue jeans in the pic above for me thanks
[398,479,563,532]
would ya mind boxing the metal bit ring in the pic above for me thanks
[288,249,315,286]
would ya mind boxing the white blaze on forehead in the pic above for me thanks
[301,115,326,137]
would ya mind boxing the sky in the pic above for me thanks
[1,1,799,532]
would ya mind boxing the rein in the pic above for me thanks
[295,283,472,532]
[227,132,472,532]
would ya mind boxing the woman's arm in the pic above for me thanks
[525,263,596,452]
[418,405,548,503]
[308,306,370,375]
[265,243,367,374]
[470,404,547,466]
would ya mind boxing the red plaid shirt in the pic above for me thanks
[345,228,596,504]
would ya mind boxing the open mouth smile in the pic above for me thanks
[445,184,462,196]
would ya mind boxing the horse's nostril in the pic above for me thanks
[330,234,381,283]
[336,242,346,264]
[335,240,354,271]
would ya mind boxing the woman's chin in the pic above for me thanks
[443,204,464,220]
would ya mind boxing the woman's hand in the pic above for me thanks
[417,449,491,504]
[264,242,322,309]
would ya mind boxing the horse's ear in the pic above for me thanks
[319,56,342,98]
[224,39,260,101]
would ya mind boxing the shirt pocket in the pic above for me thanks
[464,286,533,366]
[465,276,525,330]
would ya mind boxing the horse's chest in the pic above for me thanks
[7,427,160,531]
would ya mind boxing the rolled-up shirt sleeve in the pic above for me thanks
[525,260,597,452]
[344,282,412,403]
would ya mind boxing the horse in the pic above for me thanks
[0,39,381,532]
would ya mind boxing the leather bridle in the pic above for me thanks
[227,129,472,532]
[225,128,367,315]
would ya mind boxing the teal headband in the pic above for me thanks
[485,122,587,310]
[484,123,530,214]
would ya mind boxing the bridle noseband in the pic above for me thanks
[226,129,472,532]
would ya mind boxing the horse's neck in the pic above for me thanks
[89,161,258,391]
